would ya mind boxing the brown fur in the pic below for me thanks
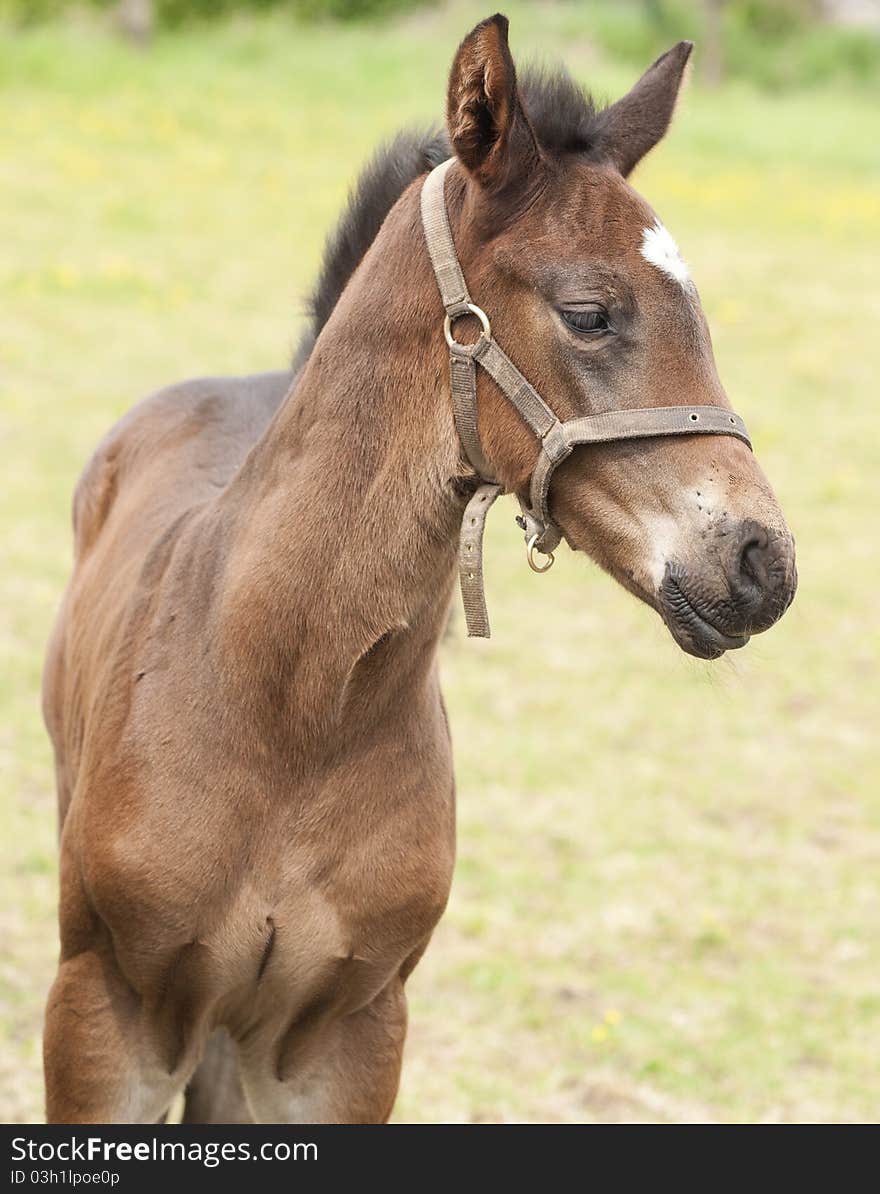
[42,15,795,1123]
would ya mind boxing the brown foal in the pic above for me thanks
[42,14,796,1123]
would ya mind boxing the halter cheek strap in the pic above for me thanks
[420,157,752,639]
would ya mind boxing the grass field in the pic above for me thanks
[1,1,879,1124]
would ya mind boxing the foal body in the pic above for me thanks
[44,188,463,1122]
[43,15,796,1123]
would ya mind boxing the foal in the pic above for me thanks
[42,14,796,1123]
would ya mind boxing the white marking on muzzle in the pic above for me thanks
[640,220,690,288]
[644,514,681,590]
[643,481,728,590]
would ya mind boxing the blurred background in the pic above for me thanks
[1,0,878,1123]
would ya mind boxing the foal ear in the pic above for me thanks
[446,13,541,190]
[593,41,693,178]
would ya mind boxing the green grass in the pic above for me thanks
[1,2,879,1124]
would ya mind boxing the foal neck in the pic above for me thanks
[213,184,467,738]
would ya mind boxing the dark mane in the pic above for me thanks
[519,64,601,157]
[293,65,600,368]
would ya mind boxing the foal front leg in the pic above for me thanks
[239,979,408,1124]
[44,948,192,1124]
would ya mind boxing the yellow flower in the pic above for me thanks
[54,265,79,289]
[604,1008,622,1026]
[591,1024,609,1044]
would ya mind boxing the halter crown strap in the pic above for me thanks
[420,157,752,639]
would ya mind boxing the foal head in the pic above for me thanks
[442,15,796,659]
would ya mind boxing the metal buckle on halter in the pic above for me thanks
[526,535,554,573]
[515,510,555,574]
[444,303,491,353]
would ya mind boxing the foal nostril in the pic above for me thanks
[728,519,794,628]
[737,526,772,593]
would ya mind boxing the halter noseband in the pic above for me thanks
[420,157,752,638]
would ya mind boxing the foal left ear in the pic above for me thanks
[593,40,693,178]
[446,13,541,191]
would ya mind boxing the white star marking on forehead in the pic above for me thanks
[640,219,691,288]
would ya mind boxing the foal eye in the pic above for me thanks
[561,308,610,335]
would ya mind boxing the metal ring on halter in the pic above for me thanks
[526,534,554,574]
[444,303,491,350]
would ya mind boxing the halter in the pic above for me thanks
[420,158,752,638]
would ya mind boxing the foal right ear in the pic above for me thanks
[591,41,693,178]
[446,13,541,191]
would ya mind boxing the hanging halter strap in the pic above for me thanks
[420,157,752,638]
